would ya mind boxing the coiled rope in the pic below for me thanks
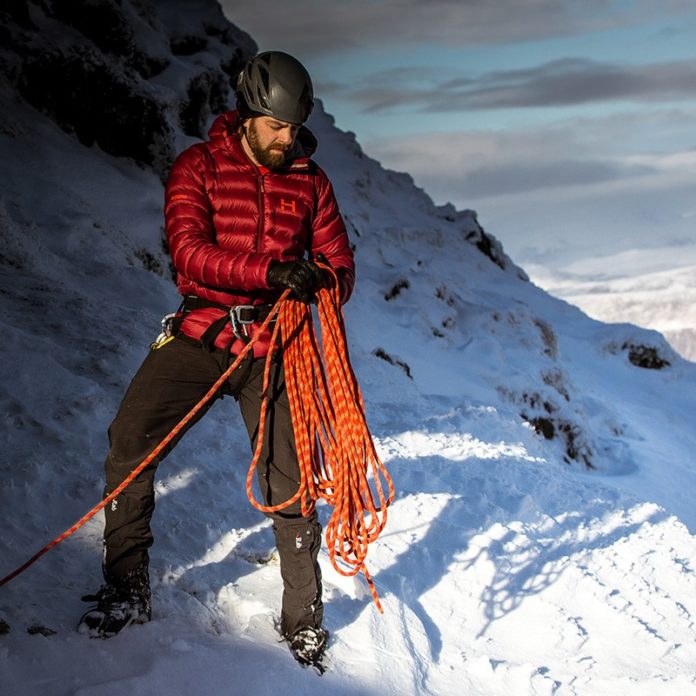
[1,268,394,611]
[247,266,394,610]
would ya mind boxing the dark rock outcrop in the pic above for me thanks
[0,0,256,179]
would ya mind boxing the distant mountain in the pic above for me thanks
[528,249,696,362]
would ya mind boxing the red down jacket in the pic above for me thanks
[164,110,355,357]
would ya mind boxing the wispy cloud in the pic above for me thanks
[364,109,696,200]
[221,0,696,56]
[329,58,696,113]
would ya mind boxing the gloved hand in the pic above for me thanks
[267,259,325,303]
[312,252,332,270]
[312,252,335,283]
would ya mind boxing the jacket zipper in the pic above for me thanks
[256,172,265,252]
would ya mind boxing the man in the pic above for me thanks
[78,51,355,669]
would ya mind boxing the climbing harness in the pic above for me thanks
[151,295,277,359]
[0,266,394,611]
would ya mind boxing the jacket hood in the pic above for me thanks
[207,110,318,161]
[208,110,241,142]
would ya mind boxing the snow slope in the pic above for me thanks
[1,2,696,695]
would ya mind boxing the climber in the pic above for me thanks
[78,50,355,670]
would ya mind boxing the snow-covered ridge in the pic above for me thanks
[1,2,696,695]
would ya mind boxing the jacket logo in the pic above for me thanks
[280,198,297,214]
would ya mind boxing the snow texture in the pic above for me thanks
[1,2,696,695]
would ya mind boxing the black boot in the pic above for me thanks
[286,626,329,672]
[78,566,151,638]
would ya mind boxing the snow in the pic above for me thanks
[2,3,696,694]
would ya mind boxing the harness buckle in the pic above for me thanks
[229,305,256,339]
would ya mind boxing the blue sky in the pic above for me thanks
[222,1,696,268]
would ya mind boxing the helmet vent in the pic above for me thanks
[258,65,271,110]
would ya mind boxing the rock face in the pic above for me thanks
[0,0,256,179]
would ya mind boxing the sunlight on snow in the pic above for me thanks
[374,430,547,464]
[154,468,199,497]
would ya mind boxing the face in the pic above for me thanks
[243,116,300,169]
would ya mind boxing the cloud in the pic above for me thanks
[455,159,648,197]
[220,0,696,57]
[442,59,696,108]
[314,65,455,109]
[363,109,696,200]
[331,58,696,113]
[378,126,648,198]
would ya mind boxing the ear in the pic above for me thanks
[238,117,253,137]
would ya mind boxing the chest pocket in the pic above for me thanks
[268,184,314,250]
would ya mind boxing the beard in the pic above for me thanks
[245,120,288,169]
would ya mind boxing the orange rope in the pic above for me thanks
[1,273,394,614]
[246,266,395,611]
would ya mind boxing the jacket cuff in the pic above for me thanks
[255,255,276,290]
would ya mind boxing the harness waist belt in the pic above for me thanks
[181,295,276,349]
[183,295,274,320]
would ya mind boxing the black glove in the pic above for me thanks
[267,259,325,303]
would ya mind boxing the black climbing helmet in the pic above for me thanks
[236,51,314,125]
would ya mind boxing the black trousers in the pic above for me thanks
[102,336,323,637]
